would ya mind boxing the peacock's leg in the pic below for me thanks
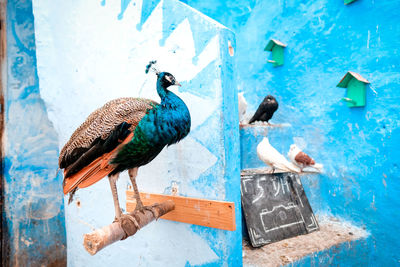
[128,168,144,211]
[269,167,275,174]
[108,173,122,219]
[109,173,140,230]
[128,168,157,216]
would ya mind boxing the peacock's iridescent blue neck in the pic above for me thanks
[156,79,168,99]
[155,80,191,144]
[111,76,191,172]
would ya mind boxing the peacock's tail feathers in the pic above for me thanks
[63,132,134,194]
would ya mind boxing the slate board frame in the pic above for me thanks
[241,171,319,247]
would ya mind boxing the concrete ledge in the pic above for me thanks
[243,216,368,267]
[240,123,292,129]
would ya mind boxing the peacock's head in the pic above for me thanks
[145,60,181,89]
[158,72,181,88]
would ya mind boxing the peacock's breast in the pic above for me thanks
[133,92,191,147]
[156,103,191,145]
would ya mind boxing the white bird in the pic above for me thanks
[238,92,247,123]
[257,137,300,173]
[288,144,323,173]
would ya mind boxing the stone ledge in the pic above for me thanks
[240,123,292,129]
[243,216,368,267]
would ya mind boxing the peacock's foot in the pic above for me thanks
[116,213,141,239]
[134,204,158,218]
[114,214,139,227]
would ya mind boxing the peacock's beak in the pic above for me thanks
[175,82,182,87]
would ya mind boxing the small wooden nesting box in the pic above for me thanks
[337,71,370,107]
[264,39,287,67]
[344,0,357,4]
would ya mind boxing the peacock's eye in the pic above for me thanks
[165,75,172,83]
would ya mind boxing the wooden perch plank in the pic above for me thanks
[126,191,236,231]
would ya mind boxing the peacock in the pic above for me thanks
[59,61,191,224]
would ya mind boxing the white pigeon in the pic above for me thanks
[257,137,300,173]
[288,144,323,173]
[238,92,247,123]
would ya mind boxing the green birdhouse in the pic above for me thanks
[264,39,286,67]
[337,71,370,107]
[344,0,357,5]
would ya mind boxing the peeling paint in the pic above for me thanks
[3,0,66,266]
[185,0,400,265]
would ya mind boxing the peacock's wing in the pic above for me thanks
[59,97,158,194]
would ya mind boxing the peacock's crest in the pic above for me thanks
[145,60,160,75]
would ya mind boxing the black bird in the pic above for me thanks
[248,95,278,124]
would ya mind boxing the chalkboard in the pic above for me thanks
[241,170,319,247]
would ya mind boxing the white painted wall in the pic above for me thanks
[33,0,240,266]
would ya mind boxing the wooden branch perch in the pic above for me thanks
[83,200,175,255]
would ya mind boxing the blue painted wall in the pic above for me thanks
[3,0,66,265]
[183,0,400,265]
[4,0,399,265]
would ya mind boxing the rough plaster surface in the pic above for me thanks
[3,0,67,266]
[243,216,368,267]
[32,0,241,266]
[184,0,400,265]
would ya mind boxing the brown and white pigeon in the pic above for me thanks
[288,144,323,173]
